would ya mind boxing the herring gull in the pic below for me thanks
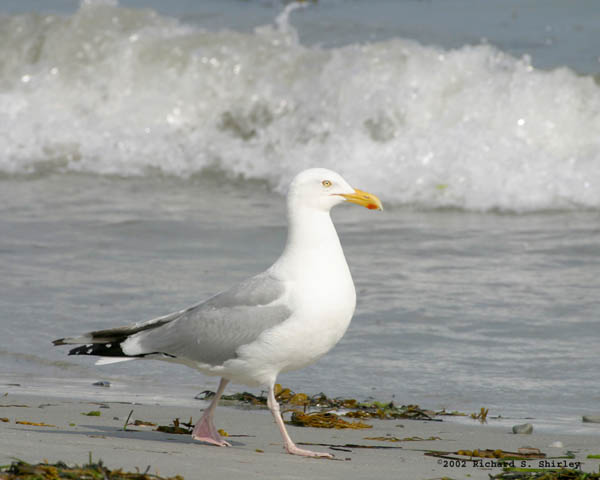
[53,168,383,458]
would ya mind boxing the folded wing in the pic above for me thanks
[53,272,291,367]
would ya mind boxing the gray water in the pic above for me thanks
[1,0,600,435]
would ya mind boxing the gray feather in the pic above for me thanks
[52,309,189,346]
[123,272,291,365]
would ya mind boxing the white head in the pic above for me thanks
[287,168,383,213]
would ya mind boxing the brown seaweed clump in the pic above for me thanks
[155,417,193,435]
[0,460,184,480]
[196,384,444,422]
[288,411,371,429]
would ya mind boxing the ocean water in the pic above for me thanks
[1,1,599,434]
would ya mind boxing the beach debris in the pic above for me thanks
[0,459,184,480]
[155,425,191,435]
[15,421,56,427]
[194,390,213,400]
[348,402,440,421]
[470,407,489,423]
[512,423,533,434]
[582,415,600,423]
[426,447,545,460]
[197,384,301,406]
[82,410,101,416]
[156,417,193,435]
[93,380,111,387]
[148,417,250,438]
[133,419,157,427]
[364,435,441,442]
[288,411,371,429]
[549,441,564,448]
[123,409,134,431]
[196,384,441,421]
[197,389,263,405]
[0,404,29,408]
[288,393,310,406]
[436,409,468,417]
[490,468,600,479]
[0,417,8,422]
[274,385,294,402]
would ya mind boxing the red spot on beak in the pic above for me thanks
[367,204,377,210]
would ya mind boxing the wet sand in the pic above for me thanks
[1,392,599,479]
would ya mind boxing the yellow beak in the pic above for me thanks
[338,189,383,211]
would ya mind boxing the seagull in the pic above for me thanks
[53,168,383,458]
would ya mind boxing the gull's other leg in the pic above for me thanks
[191,377,231,447]
[267,383,332,458]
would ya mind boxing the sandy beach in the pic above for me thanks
[1,391,599,480]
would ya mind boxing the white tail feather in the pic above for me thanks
[95,357,137,365]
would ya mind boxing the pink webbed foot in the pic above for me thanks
[285,444,333,458]
[191,416,231,447]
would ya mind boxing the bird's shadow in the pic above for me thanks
[7,424,247,447]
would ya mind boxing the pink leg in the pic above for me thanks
[191,377,231,447]
[267,384,333,458]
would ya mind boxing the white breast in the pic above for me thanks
[219,207,357,387]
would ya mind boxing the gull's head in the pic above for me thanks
[287,168,383,213]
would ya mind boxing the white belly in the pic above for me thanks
[217,262,357,387]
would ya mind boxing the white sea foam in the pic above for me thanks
[1,2,599,211]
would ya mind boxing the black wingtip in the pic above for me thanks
[68,342,128,357]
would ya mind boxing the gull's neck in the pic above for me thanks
[272,205,351,281]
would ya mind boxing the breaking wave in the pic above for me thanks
[1,1,599,211]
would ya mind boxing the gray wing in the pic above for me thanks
[123,272,291,366]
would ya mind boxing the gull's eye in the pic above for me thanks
[322,180,332,188]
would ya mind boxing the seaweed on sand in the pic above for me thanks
[155,418,193,435]
[425,447,546,461]
[349,402,440,421]
[364,435,441,442]
[469,407,489,423]
[0,459,184,480]
[154,418,231,438]
[287,411,371,429]
[14,421,56,427]
[490,468,600,479]
[197,384,443,421]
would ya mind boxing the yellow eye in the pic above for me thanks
[322,180,332,188]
